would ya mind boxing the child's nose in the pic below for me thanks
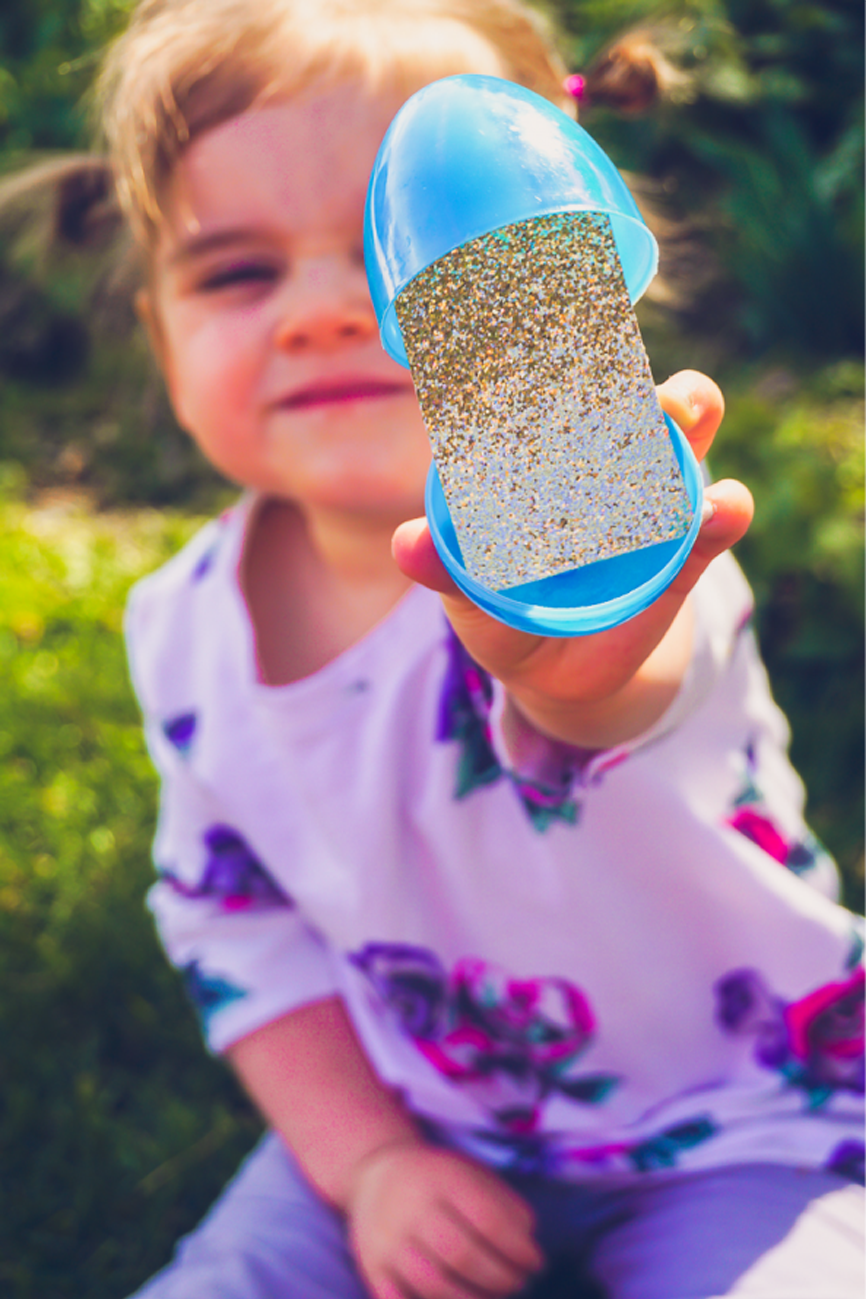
[275,268,378,355]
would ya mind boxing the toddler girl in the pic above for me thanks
[96,1,865,1295]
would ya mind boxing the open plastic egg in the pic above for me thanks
[365,75,703,635]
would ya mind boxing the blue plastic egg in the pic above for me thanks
[365,74,659,368]
[364,75,702,636]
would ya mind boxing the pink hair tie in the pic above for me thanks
[563,73,586,102]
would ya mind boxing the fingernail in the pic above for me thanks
[700,497,716,527]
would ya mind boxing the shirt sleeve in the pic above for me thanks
[623,549,757,750]
[145,724,340,1053]
[125,545,340,1055]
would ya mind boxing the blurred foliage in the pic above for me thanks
[0,493,262,1298]
[554,0,864,356]
[0,1,862,1295]
[0,0,862,357]
[0,0,130,151]
[709,361,864,894]
[0,154,229,509]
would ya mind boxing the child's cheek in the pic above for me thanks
[186,318,256,412]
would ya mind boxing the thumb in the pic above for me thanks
[392,517,466,601]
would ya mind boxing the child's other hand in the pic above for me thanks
[393,371,754,749]
[346,1140,543,1299]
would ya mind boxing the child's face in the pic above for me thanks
[147,84,433,520]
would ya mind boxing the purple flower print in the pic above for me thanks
[715,968,790,1068]
[826,1139,865,1185]
[436,623,580,830]
[436,625,500,798]
[191,509,233,581]
[715,966,864,1103]
[160,825,292,912]
[350,943,448,1040]
[192,545,218,581]
[163,711,197,756]
[351,942,618,1133]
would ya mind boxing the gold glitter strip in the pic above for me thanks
[395,212,692,592]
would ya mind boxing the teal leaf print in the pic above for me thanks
[629,1118,717,1172]
[436,624,584,830]
[845,926,864,971]
[557,1074,619,1104]
[181,960,247,1030]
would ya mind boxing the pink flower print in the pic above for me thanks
[444,961,611,1131]
[716,965,865,1101]
[727,807,789,863]
[158,825,292,912]
[350,944,617,1133]
[416,1023,494,1081]
[725,743,831,879]
[784,967,864,1091]
[453,961,594,1074]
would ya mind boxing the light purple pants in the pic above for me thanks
[131,1133,864,1299]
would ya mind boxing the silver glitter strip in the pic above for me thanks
[395,211,692,592]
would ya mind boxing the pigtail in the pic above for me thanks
[0,154,123,254]
[0,155,142,387]
[52,157,120,248]
[583,31,687,116]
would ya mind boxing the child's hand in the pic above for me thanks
[393,371,754,749]
[346,1140,544,1299]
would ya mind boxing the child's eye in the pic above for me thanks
[199,262,279,292]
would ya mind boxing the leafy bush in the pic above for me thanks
[0,0,132,152]
[710,361,864,903]
[556,0,864,356]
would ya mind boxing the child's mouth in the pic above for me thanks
[281,379,411,409]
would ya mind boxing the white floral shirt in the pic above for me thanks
[126,493,864,1185]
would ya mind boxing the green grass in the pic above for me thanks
[0,495,261,1299]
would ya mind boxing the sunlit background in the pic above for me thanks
[0,2,862,1295]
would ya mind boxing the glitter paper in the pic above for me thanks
[395,211,693,592]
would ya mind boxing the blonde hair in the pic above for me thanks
[98,0,572,247]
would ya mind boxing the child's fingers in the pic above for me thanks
[414,1204,536,1294]
[656,370,725,463]
[390,1229,524,1298]
[397,368,725,598]
[446,1177,544,1276]
[668,478,754,600]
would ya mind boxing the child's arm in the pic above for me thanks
[228,996,543,1299]
[394,371,754,750]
